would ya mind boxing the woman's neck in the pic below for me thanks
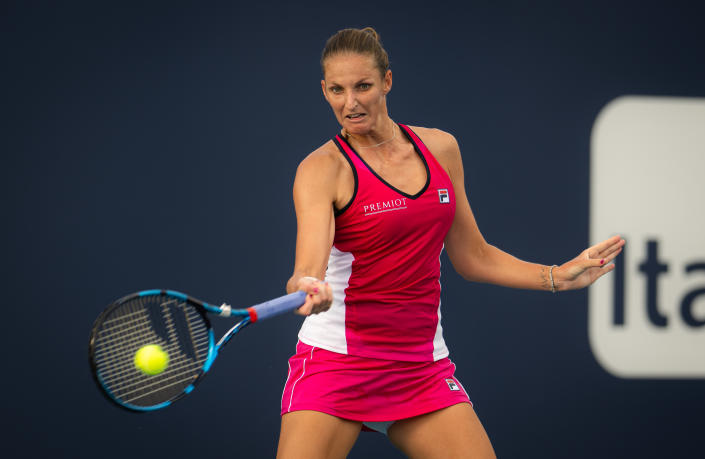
[344,117,396,149]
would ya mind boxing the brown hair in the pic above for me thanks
[321,27,390,77]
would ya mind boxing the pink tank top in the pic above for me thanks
[298,124,456,362]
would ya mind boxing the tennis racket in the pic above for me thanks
[88,289,306,412]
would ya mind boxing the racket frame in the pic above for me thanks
[88,289,305,412]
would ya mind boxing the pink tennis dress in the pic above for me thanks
[281,124,471,427]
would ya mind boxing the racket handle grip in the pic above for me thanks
[247,290,307,322]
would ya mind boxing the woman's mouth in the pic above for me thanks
[346,113,366,120]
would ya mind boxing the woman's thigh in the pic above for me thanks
[388,403,496,459]
[276,410,362,459]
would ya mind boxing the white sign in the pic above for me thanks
[589,96,705,378]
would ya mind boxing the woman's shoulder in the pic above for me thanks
[403,125,461,165]
[404,125,453,139]
[296,139,348,181]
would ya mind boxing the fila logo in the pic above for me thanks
[438,189,450,203]
[445,378,459,391]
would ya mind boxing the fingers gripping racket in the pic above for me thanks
[88,289,306,412]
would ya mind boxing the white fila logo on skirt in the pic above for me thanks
[438,189,450,203]
[445,378,459,391]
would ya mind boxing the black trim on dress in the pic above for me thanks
[332,136,359,216]
[337,124,431,200]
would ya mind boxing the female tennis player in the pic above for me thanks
[277,27,624,459]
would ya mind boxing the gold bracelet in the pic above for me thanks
[549,265,558,293]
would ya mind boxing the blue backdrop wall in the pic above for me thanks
[3,1,704,457]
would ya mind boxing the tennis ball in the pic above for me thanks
[134,344,169,375]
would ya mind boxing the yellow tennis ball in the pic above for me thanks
[134,344,169,375]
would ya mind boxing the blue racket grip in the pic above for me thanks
[247,290,307,322]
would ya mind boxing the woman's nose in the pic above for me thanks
[345,93,358,111]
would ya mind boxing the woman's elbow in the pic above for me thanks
[448,244,488,282]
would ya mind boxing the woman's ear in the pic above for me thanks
[321,79,329,101]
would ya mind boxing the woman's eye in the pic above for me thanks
[358,83,371,90]
[330,86,343,94]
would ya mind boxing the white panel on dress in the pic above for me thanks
[433,250,449,361]
[298,246,354,355]
[432,302,449,361]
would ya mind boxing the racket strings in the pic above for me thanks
[96,332,210,394]
[96,300,206,405]
[92,295,211,407]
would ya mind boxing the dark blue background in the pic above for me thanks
[3,1,704,457]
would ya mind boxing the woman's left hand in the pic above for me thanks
[553,235,625,291]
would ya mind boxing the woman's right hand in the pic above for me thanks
[295,276,333,316]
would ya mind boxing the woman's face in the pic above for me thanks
[321,52,392,136]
